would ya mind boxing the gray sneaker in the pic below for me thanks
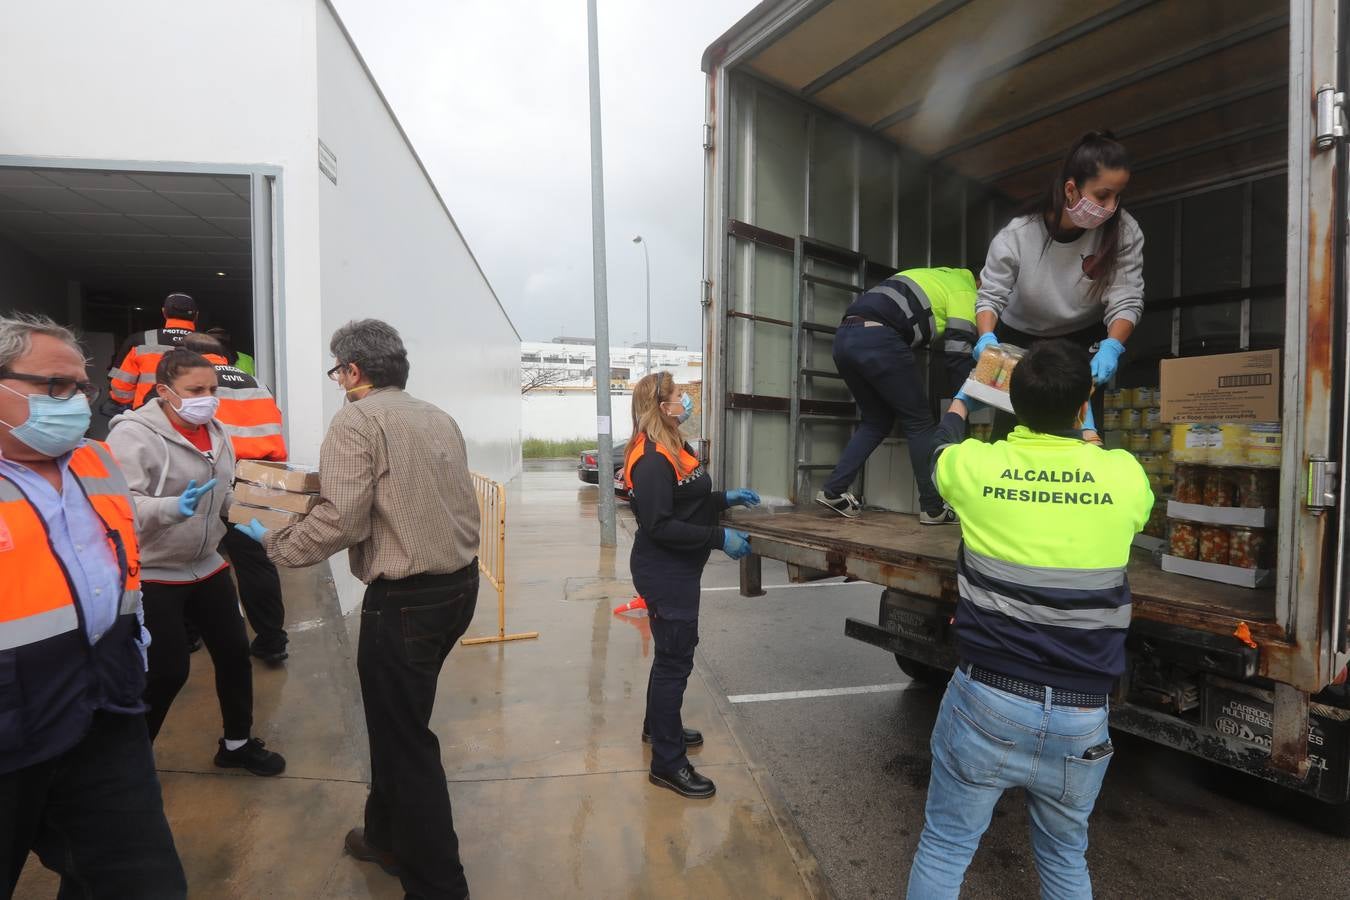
[919,505,959,526]
[815,490,862,518]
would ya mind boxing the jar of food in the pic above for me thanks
[1173,464,1205,504]
[1135,387,1156,408]
[1144,407,1162,428]
[1102,408,1122,430]
[1170,521,1199,559]
[1172,423,1212,463]
[1158,470,1174,495]
[1144,502,1168,538]
[1212,424,1250,466]
[1104,388,1123,410]
[1136,451,1158,473]
[1236,469,1277,509]
[1228,527,1272,569]
[1203,470,1237,507]
[972,345,1006,386]
[1121,408,1142,430]
[1149,428,1170,452]
[1199,525,1231,564]
[1245,422,1282,468]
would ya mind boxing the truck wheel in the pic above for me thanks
[895,654,951,687]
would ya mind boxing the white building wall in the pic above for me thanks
[0,0,329,460]
[316,3,521,486]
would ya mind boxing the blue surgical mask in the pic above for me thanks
[0,385,91,457]
[677,393,693,425]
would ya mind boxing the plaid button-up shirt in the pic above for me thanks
[265,388,479,583]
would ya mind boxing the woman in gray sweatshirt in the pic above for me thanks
[107,349,284,777]
[974,131,1145,437]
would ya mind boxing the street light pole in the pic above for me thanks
[632,235,651,372]
[586,0,616,548]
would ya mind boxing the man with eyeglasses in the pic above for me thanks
[0,313,189,897]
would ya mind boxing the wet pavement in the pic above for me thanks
[16,463,822,899]
[17,463,1350,898]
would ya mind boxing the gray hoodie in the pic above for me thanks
[106,400,235,582]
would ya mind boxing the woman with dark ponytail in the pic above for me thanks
[974,131,1144,437]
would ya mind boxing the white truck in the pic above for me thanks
[700,0,1350,824]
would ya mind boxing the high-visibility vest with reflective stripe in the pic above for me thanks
[203,354,287,462]
[622,433,698,492]
[902,267,978,357]
[0,441,148,773]
[934,426,1153,693]
[108,318,196,408]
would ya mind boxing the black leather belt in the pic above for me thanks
[960,662,1108,708]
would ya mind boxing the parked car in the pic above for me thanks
[577,447,629,498]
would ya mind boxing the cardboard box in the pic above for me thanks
[233,482,321,515]
[235,459,320,494]
[1160,554,1273,588]
[1166,501,1278,529]
[1160,350,1280,423]
[959,379,1015,414]
[227,502,304,531]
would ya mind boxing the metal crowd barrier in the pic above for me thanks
[461,472,539,646]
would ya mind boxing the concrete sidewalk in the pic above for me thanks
[17,466,825,899]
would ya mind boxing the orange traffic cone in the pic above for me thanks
[613,595,648,615]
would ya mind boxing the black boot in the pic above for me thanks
[649,765,716,799]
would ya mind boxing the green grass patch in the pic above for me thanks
[522,437,596,459]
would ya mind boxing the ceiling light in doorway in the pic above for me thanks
[216,271,226,277]
[134,307,143,311]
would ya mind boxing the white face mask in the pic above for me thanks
[1065,193,1115,229]
[167,388,219,425]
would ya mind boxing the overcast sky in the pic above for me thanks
[331,0,756,350]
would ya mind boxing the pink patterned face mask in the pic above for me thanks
[1065,193,1116,229]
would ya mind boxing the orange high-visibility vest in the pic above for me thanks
[202,354,287,461]
[0,442,141,651]
[622,433,699,492]
[108,318,196,408]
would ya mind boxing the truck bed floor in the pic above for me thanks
[731,507,1277,625]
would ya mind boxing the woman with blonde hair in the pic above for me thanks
[623,371,758,799]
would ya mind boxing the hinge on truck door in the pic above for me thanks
[1315,84,1346,149]
[701,279,713,308]
[703,123,714,150]
[1306,456,1339,514]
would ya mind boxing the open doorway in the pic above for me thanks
[0,165,261,437]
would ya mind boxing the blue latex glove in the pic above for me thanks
[726,488,761,508]
[1091,338,1126,384]
[233,517,269,543]
[721,528,751,560]
[953,390,986,415]
[176,478,218,518]
[972,332,1000,363]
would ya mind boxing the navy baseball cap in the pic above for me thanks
[163,293,197,317]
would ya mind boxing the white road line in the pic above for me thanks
[702,581,875,593]
[727,683,912,704]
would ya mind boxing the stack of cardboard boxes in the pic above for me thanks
[227,460,321,530]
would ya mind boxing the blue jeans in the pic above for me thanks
[907,667,1113,900]
[824,321,941,513]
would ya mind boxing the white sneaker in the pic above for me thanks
[815,490,862,518]
[919,505,959,526]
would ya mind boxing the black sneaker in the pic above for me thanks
[815,490,861,518]
[214,738,286,777]
[642,727,704,747]
[250,642,289,665]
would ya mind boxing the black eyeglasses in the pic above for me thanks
[326,362,347,381]
[0,369,97,401]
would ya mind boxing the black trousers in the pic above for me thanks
[1,712,186,899]
[142,569,253,742]
[358,565,478,900]
[991,320,1108,441]
[220,526,288,653]
[643,610,700,775]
